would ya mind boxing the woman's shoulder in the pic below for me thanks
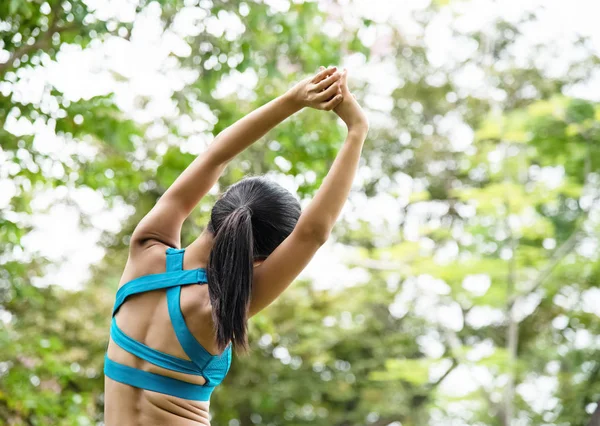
[118,242,170,288]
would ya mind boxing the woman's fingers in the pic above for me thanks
[339,68,349,93]
[314,71,342,92]
[306,66,347,110]
[315,79,341,102]
[321,93,343,111]
[311,66,337,84]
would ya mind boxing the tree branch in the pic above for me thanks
[347,258,406,271]
[0,38,50,74]
[430,357,457,389]
[0,2,79,75]
[513,129,597,304]
[510,228,581,304]
[503,188,519,426]
[443,328,503,415]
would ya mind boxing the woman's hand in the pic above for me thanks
[287,66,344,111]
[330,68,369,133]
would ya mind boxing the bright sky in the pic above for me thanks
[2,0,600,422]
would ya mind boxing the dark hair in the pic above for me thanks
[206,175,301,352]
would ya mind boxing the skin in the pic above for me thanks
[104,65,369,426]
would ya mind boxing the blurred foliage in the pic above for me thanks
[1,0,600,425]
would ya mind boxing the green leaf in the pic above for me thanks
[9,0,20,15]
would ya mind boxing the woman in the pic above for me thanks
[104,65,369,426]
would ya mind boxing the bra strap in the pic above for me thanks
[165,247,216,376]
[112,268,206,316]
[167,286,217,372]
[110,317,201,375]
[166,247,185,270]
[104,355,215,401]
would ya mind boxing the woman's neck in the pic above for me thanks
[185,228,264,269]
[184,229,214,269]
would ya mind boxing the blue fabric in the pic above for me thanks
[112,268,207,316]
[167,286,216,369]
[203,347,233,385]
[110,318,200,375]
[103,355,215,401]
[104,246,232,401]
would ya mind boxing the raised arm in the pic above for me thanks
[250,68,369,316]
[130,67,344,250]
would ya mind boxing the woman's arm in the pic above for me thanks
[204,66,343,165]
[130,67,345,250]
[250,68,369,316]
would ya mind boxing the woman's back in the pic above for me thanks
[104,244,224,426]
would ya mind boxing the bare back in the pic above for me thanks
[104,243,220,426]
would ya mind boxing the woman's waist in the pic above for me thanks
[104,376,211,426]
[142,387,211,425]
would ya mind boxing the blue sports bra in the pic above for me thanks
[104,247,232,401]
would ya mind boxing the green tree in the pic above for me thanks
[2,1,600,425]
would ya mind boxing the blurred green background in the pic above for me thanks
[2,0,600,425]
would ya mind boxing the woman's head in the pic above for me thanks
[206,176,301,352]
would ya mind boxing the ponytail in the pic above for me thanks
[207,205,254,352]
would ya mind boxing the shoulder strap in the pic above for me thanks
[166,247,185,270]
[112,248,207,316]
[110,317,201,375]
[165,248,216,373]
